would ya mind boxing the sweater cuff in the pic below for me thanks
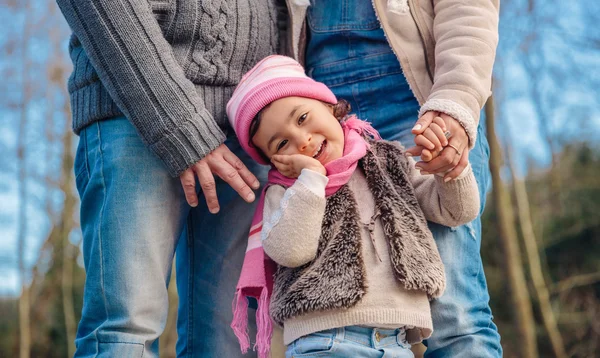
[435,163,475,188]
[419,98,478,149]
[297,168,329,197]
[434,163,472,180]
[149,113,226,177]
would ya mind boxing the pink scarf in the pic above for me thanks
[231,116,380,357]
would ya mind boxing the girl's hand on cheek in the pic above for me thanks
[271,154,327,178]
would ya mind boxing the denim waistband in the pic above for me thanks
[324,326,409,348]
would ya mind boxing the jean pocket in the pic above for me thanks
[74,131,90,196]
[291,330,336,356]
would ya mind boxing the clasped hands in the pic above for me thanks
[178,111,470,213]
[404,111,470,182]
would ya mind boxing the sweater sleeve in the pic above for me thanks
[261,169,328,268]
[56,0,226,177]
[407,156,481,227]
[419,0,499,148]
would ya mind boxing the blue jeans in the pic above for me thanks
[74,117,267,357]
[286,326,414,358]
[306,1,502,357]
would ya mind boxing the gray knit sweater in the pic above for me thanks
[56,0,280,176]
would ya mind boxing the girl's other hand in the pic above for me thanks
[404,145,439,162]
[412,114,448,152]
[271,154,327,178]
[411,112,470,181]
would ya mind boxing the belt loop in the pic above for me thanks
[334,327,345,343]
[396,327,409,347]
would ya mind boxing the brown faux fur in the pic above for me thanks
[269,140,446,326]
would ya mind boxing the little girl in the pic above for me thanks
[228,55,480,358]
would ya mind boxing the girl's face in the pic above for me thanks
[252,96,345,165]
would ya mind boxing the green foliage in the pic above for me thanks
[482,143,600,357]
[0,299,18,355]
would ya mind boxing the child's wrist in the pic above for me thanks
[305,164,326,176]
[298,168,329,197]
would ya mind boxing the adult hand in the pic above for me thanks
[406,112,470,181]
[410,111,448,152]
[179,144,260,213]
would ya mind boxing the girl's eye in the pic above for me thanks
[276,139,288,152]
[298,113,308,125]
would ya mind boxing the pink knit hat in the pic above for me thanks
[227,55,337,165]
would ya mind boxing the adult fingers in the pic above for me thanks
[223,151,260,190]
[432,115,447,133]
[444,148,470,182]
[179,168,198,207]
[412,111,439,135]
[193,161,220,213]
[440,113,469,148]
[415,146,459,173]
[209,156,255,204]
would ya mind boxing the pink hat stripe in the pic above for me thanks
[226,64,308,124]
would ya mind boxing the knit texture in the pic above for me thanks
[230,117,377,357]
[268,141,449,329]
[57,0,279,176]
[262,143,479,345]
[267,171,432,346]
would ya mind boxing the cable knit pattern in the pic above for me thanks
[191,0,231,83]
[56,0,279,176]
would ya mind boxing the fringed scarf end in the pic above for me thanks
[231,290,251,353]
[254,288,273,358]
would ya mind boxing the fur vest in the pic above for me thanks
[269,140,446,326]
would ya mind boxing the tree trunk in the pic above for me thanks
[507,150,567,358]
[17,1,32,357]
[59,76,77,356]
[486,96,538,357]
[62,242,77,357]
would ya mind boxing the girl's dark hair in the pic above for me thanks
[332,99,351,121]
[247,99,352,160]
[248,106,270,163]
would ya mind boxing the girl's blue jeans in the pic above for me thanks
[305,1,502,357]
[286,326,414,358]
[73,117,268,357]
